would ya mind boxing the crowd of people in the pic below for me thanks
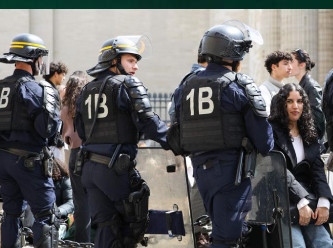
[0,19,333,248]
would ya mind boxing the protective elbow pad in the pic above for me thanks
[123,76,154,119]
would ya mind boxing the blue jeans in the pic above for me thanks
[291,224,333,248]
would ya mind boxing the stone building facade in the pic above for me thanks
[0,9,332,93]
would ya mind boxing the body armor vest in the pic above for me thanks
[180,72,246,152]
[0,76,34,131]
[80,75,138,144]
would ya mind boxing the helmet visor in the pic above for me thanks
[117,35,153,59]
[223,20,264,45]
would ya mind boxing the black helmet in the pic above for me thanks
[87,36,143,76]
[99,36,142,63]
[0,33,48,64]
[201,24,251,61]
[201,20,263,61]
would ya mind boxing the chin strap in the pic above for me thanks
[116,57,130,75]
[30,60,37,76]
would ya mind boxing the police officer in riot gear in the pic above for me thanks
[0,33,61,247]
[74,35,170,247]
[170,21,274,247]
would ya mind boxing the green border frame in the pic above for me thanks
[1,0,332,9]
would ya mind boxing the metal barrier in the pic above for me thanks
[148,92,173,126]
[141,92,172,148]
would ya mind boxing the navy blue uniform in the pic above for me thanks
[173,63,274,247]
[0,69,59,247]
[75,70,169,247]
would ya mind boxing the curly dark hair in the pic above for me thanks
[61,71,88,118]
[264,51,292,74]
[43,61,69,81]
[268,83,318,145]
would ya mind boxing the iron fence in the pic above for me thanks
[140,92,173,147]
[148,92,173,125]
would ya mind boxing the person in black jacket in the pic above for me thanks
[291,49,326,152]
[269,83,333,247]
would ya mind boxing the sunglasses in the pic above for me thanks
[294,48,305,62]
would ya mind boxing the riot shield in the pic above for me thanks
[135,147,195,247]
[246,150,292,248]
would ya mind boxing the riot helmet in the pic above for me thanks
[0,33,49,75]
[201,20,263,62]
[87,35,151,77]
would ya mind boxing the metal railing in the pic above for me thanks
[139,92,173,147]
[148,92,173,125]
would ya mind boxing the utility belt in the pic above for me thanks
[3,148,42,159]
[75,150,136,176]
[88,152,115,165]
[1,147,54,177]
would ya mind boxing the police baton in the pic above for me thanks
[235,148,244,186]
[108,144,122,169]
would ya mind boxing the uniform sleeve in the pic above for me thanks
[243,110,274,156]
[118,86,171,150]
[135,115,170,150]
[230,83,274,156]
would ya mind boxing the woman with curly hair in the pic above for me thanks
[269,83,333,247]
[60,71,91,242]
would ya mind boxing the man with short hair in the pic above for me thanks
[259,51,292,115]
[43,61,69,89]
[74,35,170,247]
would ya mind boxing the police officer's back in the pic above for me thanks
[170,21,274,248]
[74,35,170,247]
[0,33,61,248]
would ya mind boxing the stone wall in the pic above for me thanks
[0,9,332,93]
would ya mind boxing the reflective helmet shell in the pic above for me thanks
[9,33,48,60]
[98,36,142,64]
[201,24,252,61]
